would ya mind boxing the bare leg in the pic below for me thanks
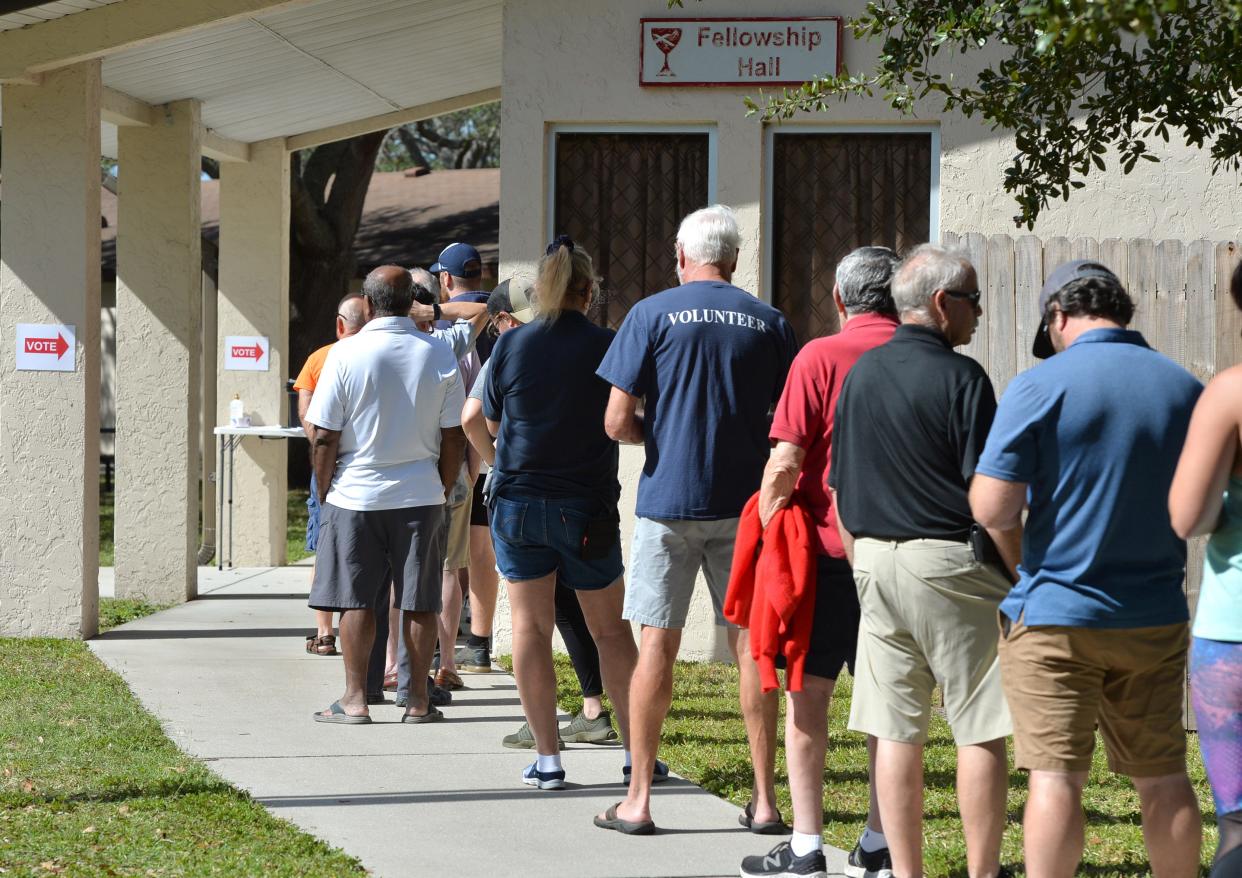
[867,735,884,832]
[731,628,781,824]
[582,695,604,720]
[957,738,1007,878]
[508,575,560,754]
[316,607,373,718]
[315,608,334,638]
[401,608,439,717]
[1132,771,1202,878]
[785,674,836,834]
[437,567,464,673]
[576,577,638,746]
[468,524,498,638]
[608,626,681,825]
[876,738,925,878]
[384,585,399,676]
[1023,770,1087,878]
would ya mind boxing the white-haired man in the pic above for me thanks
[829,244,1012,878]
[594,204,798,835]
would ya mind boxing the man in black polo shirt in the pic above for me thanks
[829,243,1012,878]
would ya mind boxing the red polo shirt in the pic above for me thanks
[769,312,899,558]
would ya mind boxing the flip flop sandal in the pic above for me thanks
[312,700,371,724]
[593,802,655,836]
[401,707,444,724]
[738,801,790,835]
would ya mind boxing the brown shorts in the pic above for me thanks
[998,618,1189,776]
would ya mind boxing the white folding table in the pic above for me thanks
[213,425,306,570]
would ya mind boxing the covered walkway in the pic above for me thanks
[88,564,849,878]
[0,0,500,638]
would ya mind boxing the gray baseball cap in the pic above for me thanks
[1033,260,1121,359]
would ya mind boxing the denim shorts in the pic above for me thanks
[305,472,321,553]
[489,494,623,591]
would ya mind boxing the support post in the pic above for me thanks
[216,139,290,566]
[0,61,102,637]
[114,99,203,602]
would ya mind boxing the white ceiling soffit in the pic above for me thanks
[100,0,502,146]
[0,0,123,34]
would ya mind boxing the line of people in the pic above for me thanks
[298,204,1241,878]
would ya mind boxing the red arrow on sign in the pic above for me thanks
[23,333,70,359]
[229,342,264,361]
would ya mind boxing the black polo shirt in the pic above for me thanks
[828,323,996,542]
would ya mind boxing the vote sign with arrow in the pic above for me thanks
[15,323,76,372]
[224,335,270,371]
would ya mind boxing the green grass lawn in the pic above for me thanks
[0,639,366,877]
[525,654,1217,877]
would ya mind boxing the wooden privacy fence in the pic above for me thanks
[940,233,1242,729]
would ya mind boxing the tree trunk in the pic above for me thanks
[286,129,386,486]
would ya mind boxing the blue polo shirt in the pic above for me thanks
[976,328,1202,628]
[596,281,798,520]
[484,310,619,505]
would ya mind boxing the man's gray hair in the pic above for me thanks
[836,246,900,315]
[676,204,741,267]
[409,267,439,302]
[892,243,975,317]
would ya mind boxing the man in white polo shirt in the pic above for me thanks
[308,265,467,725]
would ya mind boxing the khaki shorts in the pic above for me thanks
[443,495,472,571]
[848,538,1012,745]
[998,619,1188,776]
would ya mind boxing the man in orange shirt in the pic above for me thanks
[296,294,367,655]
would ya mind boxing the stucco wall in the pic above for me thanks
[498,0,1241,661]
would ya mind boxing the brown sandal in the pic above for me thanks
[305,633,337,656]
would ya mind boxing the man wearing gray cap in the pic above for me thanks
[971,260,1203,878]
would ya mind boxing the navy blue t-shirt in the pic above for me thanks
[976,329,1203,628]
[437,291,493,362]
[596,281,798,520]
[483,310,619,505]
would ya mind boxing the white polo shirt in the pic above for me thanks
[307,316,465,511]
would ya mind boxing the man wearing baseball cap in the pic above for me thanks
[970,260,1203,878]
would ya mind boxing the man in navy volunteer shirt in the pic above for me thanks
[596,204,797,832]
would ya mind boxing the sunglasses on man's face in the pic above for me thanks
[941,288,982,307]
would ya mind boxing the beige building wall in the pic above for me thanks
[114,99,203,602]
[499,0,1242,659]
[0,62,102,638]
[216,139,291,567]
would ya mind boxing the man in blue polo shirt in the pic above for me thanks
[970,261,1203,878]
[595,204,798,833]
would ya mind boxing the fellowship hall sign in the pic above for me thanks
[640,17,841,86]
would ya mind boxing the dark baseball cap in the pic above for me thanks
[429,242,482,279]
[1032,259,1121,359]
[488,277,536,323]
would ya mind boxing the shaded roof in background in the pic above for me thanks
[96,168,499,281]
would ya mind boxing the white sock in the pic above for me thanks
[624,750,633,768]
[860,827,888,853]
[790,831,822,857]
[535,754,561,773]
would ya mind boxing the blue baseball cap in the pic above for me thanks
[429,242,482,279]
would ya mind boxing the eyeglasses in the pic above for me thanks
[941,288,982,306]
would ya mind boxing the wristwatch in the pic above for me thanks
[432,303,442,321]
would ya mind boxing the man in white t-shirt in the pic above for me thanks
[307,265,467,725]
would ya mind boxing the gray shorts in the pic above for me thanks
[622,516,739,629]
[309,502,445,614]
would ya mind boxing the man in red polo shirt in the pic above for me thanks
[740,246,900,878]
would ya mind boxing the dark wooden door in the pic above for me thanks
[772,132,932,344]
[554,132,710,328]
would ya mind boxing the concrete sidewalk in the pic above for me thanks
[89,566,848,878]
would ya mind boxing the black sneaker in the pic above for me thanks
[844,841,891,877]
[454,643,493,673]
[740,842,827,878]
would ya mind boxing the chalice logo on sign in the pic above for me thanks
[650,26,682,77]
